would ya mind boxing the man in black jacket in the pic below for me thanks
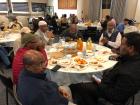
[70,32,140,105]
[17,50,75,105]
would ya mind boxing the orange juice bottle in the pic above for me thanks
[77,38,83,52]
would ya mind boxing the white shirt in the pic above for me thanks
[124,26,138,34]
[99,31,122,49]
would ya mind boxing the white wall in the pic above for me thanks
[135,0,140,22]
[124,0,138,19]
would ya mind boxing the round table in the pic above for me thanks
[46,42,117,85]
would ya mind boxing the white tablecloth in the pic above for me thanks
[46,43,117,85]
[77,23,102,30]
[0,33,21,47]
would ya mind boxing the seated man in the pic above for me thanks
[35,21,54,45]
[99,21,122,49]
[9,17,23,30]
[12,33,47,84]
[17,50,76,105]
[62,24,79,41]
[117,18,130,35]
[70,32,140,105]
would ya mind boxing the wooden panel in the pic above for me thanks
[58,0,77,9]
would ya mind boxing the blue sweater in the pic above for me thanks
[17,69,68,105]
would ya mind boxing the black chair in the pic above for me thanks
[0,73,22,105]
[84,27,97,42]
[98,91,140,105]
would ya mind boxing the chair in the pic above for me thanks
[98,91,140,105]
[0,73,22,105]
[84,27,97,42]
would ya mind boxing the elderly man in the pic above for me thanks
[17,50,76,105]
[35,20,54,45]
[62,24,79,41]
[99,21,122,49]
[12,33,47,84]
[70,32,140,105]
[9,17,23,30]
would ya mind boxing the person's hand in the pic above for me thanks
[92,75,101,85]
[46,31,54,39]
[101,37,108,45]
[58,87,70,99]
[109,55,119,61]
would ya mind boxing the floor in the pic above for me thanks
[0,64,17,105]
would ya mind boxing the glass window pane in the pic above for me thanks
[0,3,7,11]
[12,2,29,12]
[32,2,46,12]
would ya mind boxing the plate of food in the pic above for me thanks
[73,57,88,68]
[57,59,71,67]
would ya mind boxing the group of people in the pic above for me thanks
[1,13,140,105]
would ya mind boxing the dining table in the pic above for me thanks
[46,42,117,85]
[0,32,21,52]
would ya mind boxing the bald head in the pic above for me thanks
[107,21,115,32]
[23,50,46,73]
[69,24,77,33]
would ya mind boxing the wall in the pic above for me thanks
[102,9,110,18]
[124,0,138,19]
[0,0,47,26]
[135,0,140,23]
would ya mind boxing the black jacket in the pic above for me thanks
[17,69,68,105]
[99,55,140,105]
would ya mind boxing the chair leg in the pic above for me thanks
[6,88,9,105]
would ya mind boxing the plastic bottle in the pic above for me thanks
[77,38,83,52]
[86,37,93,52]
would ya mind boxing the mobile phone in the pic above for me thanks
[51,65,61,72]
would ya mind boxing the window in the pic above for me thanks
[12,2,29,12]
[102,0,112,9]
[0,2,7,11]
[58,0,77,9]
[32,2,46,12]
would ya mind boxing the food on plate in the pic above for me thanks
[90,61,98,65]
[97,64,103,67]
[52,60,57,64]
[74,57,87,65]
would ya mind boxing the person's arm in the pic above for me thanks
[32,91,68,105]
[99,34,104,45]
[107,33,122,49]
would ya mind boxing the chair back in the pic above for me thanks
[0,73,13,90]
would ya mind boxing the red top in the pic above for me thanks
[12,48,48,84]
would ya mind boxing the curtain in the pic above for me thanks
[88,0,101,21]
[110,0,126,23]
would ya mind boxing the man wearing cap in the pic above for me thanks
[12,33,47,84]
[35,20,54,45]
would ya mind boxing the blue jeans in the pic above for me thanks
[0,46,10,67]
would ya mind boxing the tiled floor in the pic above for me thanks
[0,65,16,105]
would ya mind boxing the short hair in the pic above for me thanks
[23,50,42,65]
[124,18,129,21]
[124,32,140,54]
